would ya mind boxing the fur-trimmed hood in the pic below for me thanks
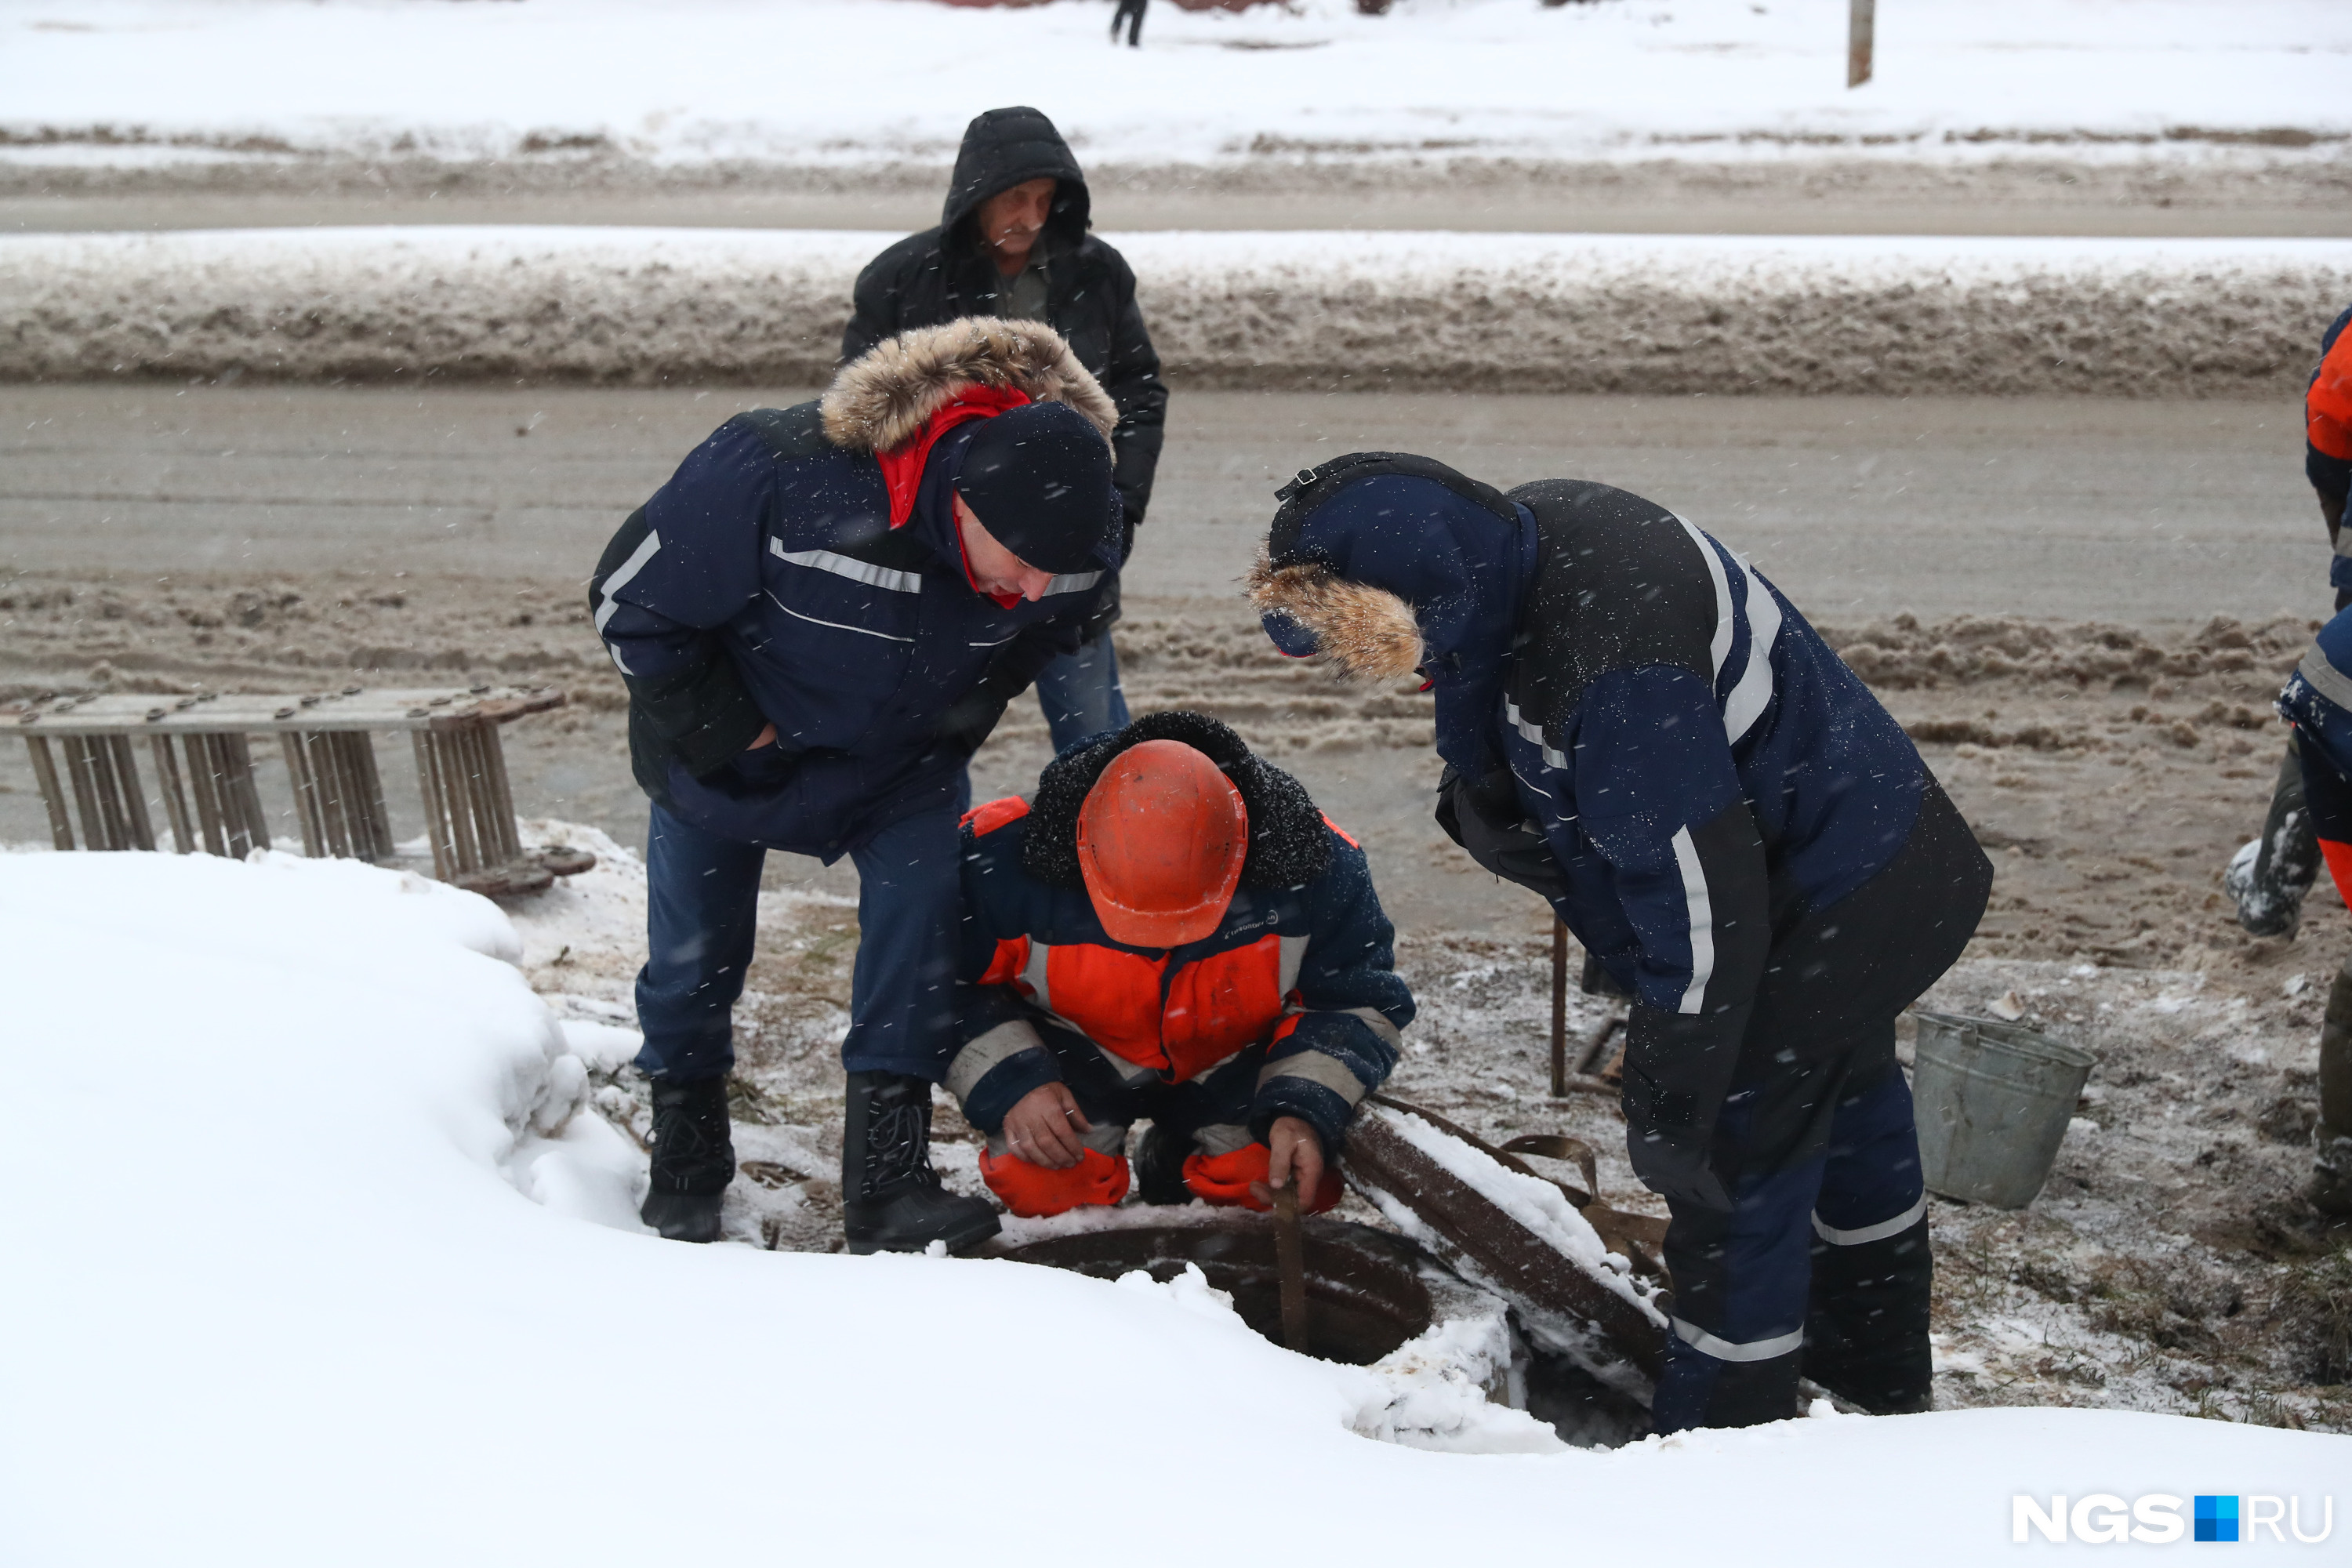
[820,318,1119,456]
[1249,455,1536,778]
[1022,711,1333,892]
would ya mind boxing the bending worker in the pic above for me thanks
[1248,454,1992,1432]
[2225,299,2352,937]
[945,712,1412,1216]
[589,319,1123,1252]
[2267,607,2352,1216]
[845,106,1167,753]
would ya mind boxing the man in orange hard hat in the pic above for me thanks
[947,713,1414,1216]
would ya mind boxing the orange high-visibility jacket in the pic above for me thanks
[947,739,1412,1158]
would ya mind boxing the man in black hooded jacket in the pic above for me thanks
[844,106,1167,754]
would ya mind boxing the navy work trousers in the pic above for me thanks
[1032,633,1130,756]
[1650,1055,1933,1433]
[633,800,964,1084]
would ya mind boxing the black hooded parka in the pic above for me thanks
[843,107,1168,544]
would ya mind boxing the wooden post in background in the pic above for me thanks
[1848,0,1875,89]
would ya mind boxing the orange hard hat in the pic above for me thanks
[1075,739,1249,948]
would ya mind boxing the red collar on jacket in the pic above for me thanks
[874,383,1033,608]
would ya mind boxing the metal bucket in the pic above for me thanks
[1912,1011,2096,1209]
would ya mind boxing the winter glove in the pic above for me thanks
[935,686,1014,760]
[1436,764,1570,901]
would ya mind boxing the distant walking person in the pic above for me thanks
[846,107,1169,755]
[1112,0,1147,47]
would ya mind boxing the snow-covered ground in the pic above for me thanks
[5,840,2342,1564]
[8,225,2347,394]
[0,0,2343,172]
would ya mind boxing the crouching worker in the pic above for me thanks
[2270,613,2352,1216]
[1249,455,1993,1432]
[946,713,1413,1217]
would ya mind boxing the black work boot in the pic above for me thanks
[2312,963,2352,1217]
[1134,1123,1192,1207]
[840,1071,1001,1256]
[2224,743,2321,938]
[640,1075,735,1243]
[1803,1214,1935,1414]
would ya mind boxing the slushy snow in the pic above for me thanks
[2,844,2345,1564]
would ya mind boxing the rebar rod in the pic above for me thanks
[107,735,155,851]
[149,734,194,854]
[412,731,455,881]
[185,735,228,856]
[279,733,323,857]
[25,736,75,850]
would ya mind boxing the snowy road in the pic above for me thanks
[2,383,2320,628]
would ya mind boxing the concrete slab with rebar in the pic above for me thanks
[8,684,592,896]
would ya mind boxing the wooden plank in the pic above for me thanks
[1343,1105,1664,1374]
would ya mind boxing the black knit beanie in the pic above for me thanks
[953,401,1119,575]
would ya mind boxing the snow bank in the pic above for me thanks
[0,0,2343,169]
[6,227,2348,394]
[1,848,2344,1565]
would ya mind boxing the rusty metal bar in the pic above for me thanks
[185,735,229,856]
[1344,1105,1664,1374]
[308,731,352,858]
[1273,1186,1311,1354]
[1550,917,1569,1097]
[412,731,455,882]
[279,733,324,858]
[25,735,75,850]
[346,731,394,861]
[149,734,194,853]
[1847,0,1873,88]
[438,731,483,875]
[220,735,268,857]
[476,721,521,862]
[62,738,101,849]
[107,735,155,851]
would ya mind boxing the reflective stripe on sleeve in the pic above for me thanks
[1278,934,1308,996]
[593,528,662,634]
[1810,1191,1929,1247]
[770,540,923,594]
[944,1018,1045,1105]
[1722,558,1783,744]
[2297,642,2352,713]
[1671,1318,1805,1363]
[1257,1048,1371,1105]
[1668,826,1715,1016]
[1504,698,1569,770]
[1044,569,1105,597]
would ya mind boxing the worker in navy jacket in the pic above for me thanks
[1249,453,1991,1432]
[947,712,1410,1218]
[2269,608,2352,1217]
[590,318,1122,1253]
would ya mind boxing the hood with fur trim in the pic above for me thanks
[1248,457,1536,778]
[819,318,1118,456]
[1022,711,1332,892]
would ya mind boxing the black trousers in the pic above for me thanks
[1112,0,1145,46]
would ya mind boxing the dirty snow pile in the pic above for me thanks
[0,847,2343,1566]
[5,227,2347,396]
[0,0,2343,169]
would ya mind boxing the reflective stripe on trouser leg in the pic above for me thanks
[1803,1067,1934,1414]
[1652,1084,1825,1434]
[634,803,766,1083]
[841,804,966,1077]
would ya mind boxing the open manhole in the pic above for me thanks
[997,1214,1449,1366]
[993,1211,1653,1446]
